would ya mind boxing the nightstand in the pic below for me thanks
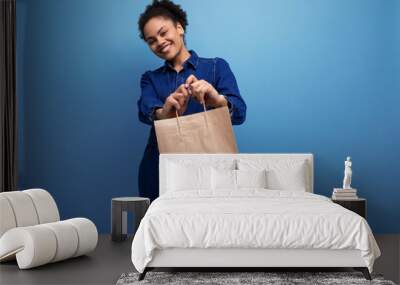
[111,197,150,242]
[332,198,366,218]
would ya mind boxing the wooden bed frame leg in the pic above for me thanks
[138,268,148,281]
[354,267,371,280]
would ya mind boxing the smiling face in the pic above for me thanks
[143,16,185,61]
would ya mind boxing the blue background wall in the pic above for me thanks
[16,0,399,233]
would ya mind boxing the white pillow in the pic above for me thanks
[211,168,236,190]
[166,159,237,192]
[237,169,267,188]
[265,163,307,191]
[238,159,309,191]
[167,163,211,191]
[211,168,268,190]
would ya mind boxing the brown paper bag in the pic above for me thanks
[154,106,238,153]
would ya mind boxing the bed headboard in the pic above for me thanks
[159,153,314,195]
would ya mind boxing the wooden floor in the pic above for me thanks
[0,234,399,285]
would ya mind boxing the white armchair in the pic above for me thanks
[0,189,98,269]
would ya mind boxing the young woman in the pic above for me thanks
[137,0,246,201]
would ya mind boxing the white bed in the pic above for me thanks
[131,154,380,280]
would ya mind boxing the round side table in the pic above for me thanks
[111,197,150,242]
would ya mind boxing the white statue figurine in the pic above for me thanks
[342,156,352,189]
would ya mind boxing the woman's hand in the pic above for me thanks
[185,75,227,108]
[155,84,190,119]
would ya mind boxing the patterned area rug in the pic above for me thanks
[116,271,396,285]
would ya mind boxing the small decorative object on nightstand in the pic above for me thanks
[111,197,150,242]
[343,156,353,189]
[332,198,366,218]
[332,156,358,200]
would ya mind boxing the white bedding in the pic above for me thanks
[131,190,380,273]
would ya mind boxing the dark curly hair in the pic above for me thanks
[138,0,188,40]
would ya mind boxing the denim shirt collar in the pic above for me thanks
[163,50,199,72]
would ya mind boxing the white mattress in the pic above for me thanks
[131,190,380,273]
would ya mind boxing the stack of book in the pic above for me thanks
[332,188,358,200]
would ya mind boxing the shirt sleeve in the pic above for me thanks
[214,58,247,125]
[137,71,164,125]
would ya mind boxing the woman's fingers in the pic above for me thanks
[189,80,209,93]
[197,85,208,104]
[173,92,187,106]
[192,92,205,104]
[185,74,198,86]
[185,83,192,95]
[185,75,198,95]
[189,80,203,95]
[189,80,208,104]
[177,84,190,98]
[189,80,202,89]
[166,93,183,111]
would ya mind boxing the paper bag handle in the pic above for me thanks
[175,102,209,136]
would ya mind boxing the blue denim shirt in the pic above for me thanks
[138,50,246,147]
